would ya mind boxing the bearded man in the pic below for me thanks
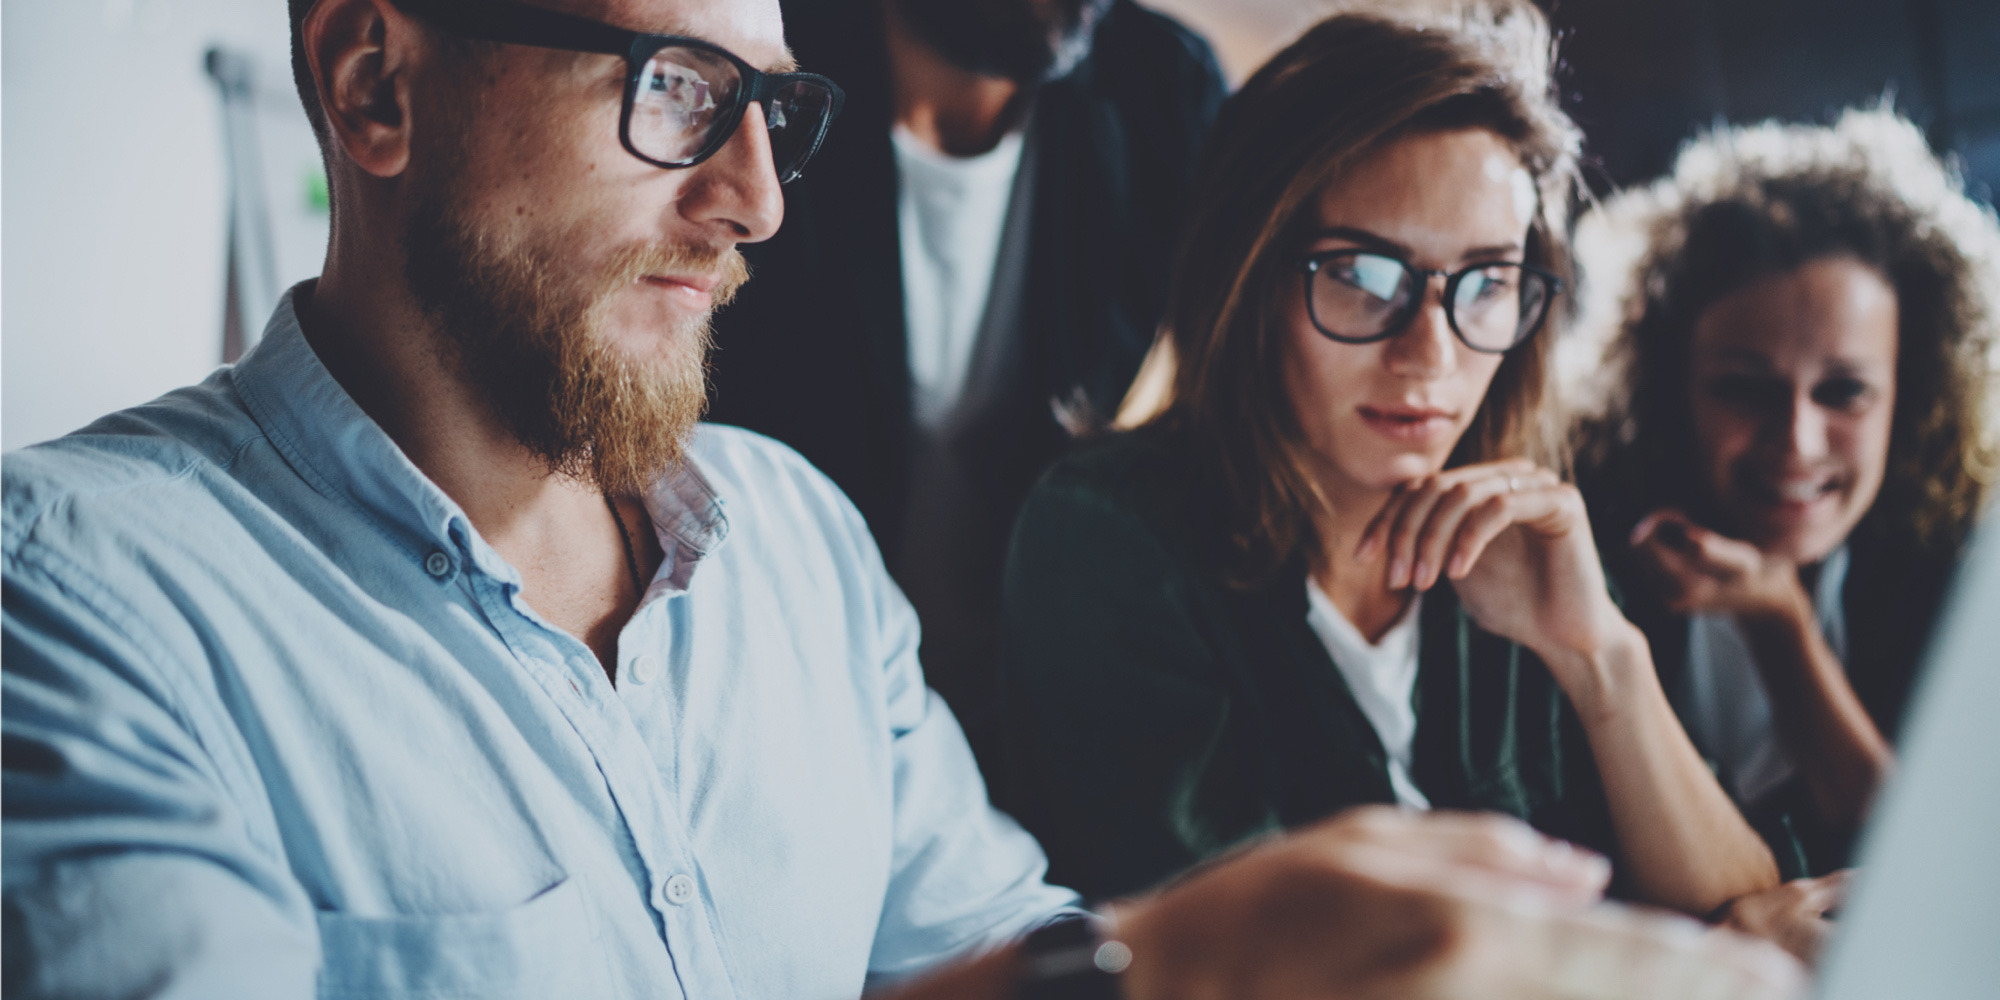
[704,0,1225,780]
[1,0,1802,997]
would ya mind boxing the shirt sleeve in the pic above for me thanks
[844,491,1082,987]
[997,474,1277,904]
[3,547,319,999]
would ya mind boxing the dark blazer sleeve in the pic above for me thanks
[997,474,1278,903]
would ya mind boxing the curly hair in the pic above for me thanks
[1145,0,1582,585]
[1568,105,2000,550]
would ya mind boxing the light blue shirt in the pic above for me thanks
[2,288,1078,999]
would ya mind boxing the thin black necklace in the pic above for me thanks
[603,493,646,597]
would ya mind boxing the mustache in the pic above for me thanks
[603,241,751,310]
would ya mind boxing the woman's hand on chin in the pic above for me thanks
[1358,459,1635,684]
[1628,509,1810,623]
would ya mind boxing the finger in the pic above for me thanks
[1675,521,1765,578]
[1633,528,1722,601]
[1386,463,1539,589]
[1368,460,1536,564]
[1629,509,1674,548]
[1634,547,1706,615]
[1384,476,1449,589]
[1443,476,1573,580]
[1310,809,1611,899]
[1391,892,1807,1000]
[1634,528,1699,577]
[1525,904,1808,1000]
[1357,482,1411,560]
[1446,490,1516,580]
[1412,477,1509,590]
[1631,508,1698,550]
[1792,871,1852,916]
[1641,510,1764,578]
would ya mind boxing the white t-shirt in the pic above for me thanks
[891,124,1028,430]
[1304,580,1431,809]
[1684,544,1851,806]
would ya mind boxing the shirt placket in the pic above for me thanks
[458,544,740,1000]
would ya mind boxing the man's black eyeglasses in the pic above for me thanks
[1297,249,1562,354]
[389,0,845,184]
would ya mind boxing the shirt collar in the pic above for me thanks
[641,458,729,596]
[232,283,730,589]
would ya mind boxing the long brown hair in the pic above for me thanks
[1150,0,1582,585]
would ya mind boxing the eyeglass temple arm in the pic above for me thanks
[741,71,848,121]
[389,0,633,56]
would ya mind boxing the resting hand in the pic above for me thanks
[1629,510,1806,620]
[1721,870,1852,964]
[1358,460,1629,670]
[1110,807,1805,1000]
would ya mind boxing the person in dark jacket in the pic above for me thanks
[1567,107,2000,949]
[999,0,1777,919]
[704,0,1224,775]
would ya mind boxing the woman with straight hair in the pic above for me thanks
[997,0,1777,916]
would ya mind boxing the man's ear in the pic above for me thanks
[304,0,416,178]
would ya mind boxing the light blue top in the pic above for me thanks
[1,287,1077,1000]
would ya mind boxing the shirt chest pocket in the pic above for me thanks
[314,877,617,999]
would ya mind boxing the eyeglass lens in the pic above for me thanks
[765,79,837,179]
[1310,252,1550,351]
[630,45,834,180]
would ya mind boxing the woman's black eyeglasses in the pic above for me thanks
[1297,250,1562,354]
[389,0,845,184]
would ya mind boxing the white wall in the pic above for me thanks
[3,0,326,451]
[1139,0,1317,85]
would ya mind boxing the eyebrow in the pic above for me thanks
[1708,348,1877,378]
[1304,225,1523,262]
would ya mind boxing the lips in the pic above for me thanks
[644,272,720,294]
[1778,480,1836,503]
[1357,403,1458,441]
[641,273,721,310]
[1738,470,1843,507]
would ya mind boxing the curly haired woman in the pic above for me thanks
[1569,106,2000,951]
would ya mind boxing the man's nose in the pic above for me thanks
[1382,280,1458,379]
[680,104,786,244]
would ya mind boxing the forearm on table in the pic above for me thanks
[1736,602,1895,829]
[1542,624,1779,914]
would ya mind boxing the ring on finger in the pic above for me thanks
[1506,475,1522,493]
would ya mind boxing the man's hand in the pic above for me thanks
[1108,808,1805,1000]
[1722,871,1852,964]
[1629,510,1806,621]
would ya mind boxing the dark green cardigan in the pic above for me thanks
[997,430,1619,903]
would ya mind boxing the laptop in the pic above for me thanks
[1815,521,2000,998]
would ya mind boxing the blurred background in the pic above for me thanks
[4,0,1996,450]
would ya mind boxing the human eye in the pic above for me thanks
[1460,265,1520,303]
[1812,376,1875,411]
[1328,253,1406,303]
[645,64,717,119]
[1703,373,1787,410]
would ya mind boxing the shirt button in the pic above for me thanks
[663,873,696,906]
[628,653,659,685]
[424,551,453,578]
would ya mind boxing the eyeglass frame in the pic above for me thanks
[1294,248,1564,355]
[386,0,847,183]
